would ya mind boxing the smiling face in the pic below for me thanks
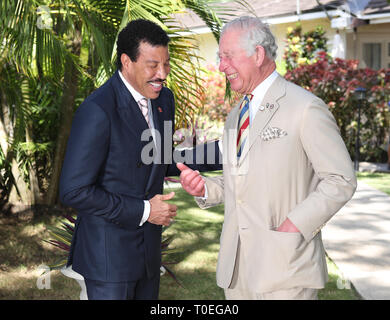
[121,41,170,99]
[218,29,263,95]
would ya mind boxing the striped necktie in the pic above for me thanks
[237,94,253,158]
[138,98,150,127]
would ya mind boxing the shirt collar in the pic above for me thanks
[250,69,279,106]
[118,70,146,103]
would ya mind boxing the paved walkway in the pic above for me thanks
[322,162,390,300]
[357,161,390,173]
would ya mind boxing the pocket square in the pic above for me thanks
[261,126,288,141]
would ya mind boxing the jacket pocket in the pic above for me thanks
[244,228,307,293]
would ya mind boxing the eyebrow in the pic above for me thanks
[146,58,170,64]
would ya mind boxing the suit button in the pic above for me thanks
[137,162,143,168]
[145,191,149,197]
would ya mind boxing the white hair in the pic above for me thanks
[221,16,278,60]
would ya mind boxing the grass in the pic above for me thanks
[0,212,80,299]
[357,172,390,196]
[0,176,359,300]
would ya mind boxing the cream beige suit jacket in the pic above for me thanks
[197,75,357,294]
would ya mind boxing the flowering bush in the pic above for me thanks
[283,23,327,71]
[285,52,390,162]
[200,65,242,122]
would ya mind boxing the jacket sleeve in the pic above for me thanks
[59,101,144,230]
[164,88,223,176]
[194,175,225,209]
[166,141,223,177]
[287,98,357,242]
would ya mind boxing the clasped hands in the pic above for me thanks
[148,192,177,227]
[175,163,300,234]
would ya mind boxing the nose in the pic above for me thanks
[157,63,170,80]
[218,58,227,73]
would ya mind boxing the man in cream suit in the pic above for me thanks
[177,16,357,300]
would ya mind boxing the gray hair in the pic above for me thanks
[221,16,278,60]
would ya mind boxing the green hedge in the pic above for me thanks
[285,52,390,162]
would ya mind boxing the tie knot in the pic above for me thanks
[240,94,253,110]
[138,98,148,108]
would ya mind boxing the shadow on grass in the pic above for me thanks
[0,210,69,270]
[0,270,80,300]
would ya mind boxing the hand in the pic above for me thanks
[177,163,205,197]
[276,218,300,233]
[148,192,177,226]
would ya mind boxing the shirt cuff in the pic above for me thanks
[139,200,150,226]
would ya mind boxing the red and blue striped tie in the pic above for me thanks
[237,94,253,158]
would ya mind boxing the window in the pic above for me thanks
[363,43,381,70]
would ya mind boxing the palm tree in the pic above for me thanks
[0,0,251,207]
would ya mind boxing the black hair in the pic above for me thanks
[116,19,170,70]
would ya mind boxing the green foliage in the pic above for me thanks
[285,52,390,162]
[283,23,327,71]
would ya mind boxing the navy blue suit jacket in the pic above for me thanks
[59,71,221,282]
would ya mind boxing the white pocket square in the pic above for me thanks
[261,126,288,141]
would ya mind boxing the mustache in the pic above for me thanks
[148,79,166,85]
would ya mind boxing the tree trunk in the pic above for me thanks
[45,28,82,205]
[0,97,30,205]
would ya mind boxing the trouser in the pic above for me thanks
[224,239,318,300]
[85,273,160,300]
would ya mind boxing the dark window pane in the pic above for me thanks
[363,43,381,69]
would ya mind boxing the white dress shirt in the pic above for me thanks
[118,71,152,226]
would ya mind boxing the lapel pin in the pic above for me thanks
[158,107,163,113]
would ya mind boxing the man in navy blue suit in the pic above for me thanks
[59,19,221,300]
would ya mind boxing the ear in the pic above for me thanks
[254,45,266,67]
[120,53,131,70]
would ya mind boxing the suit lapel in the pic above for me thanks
[114,72,149,137]
[238,75,286,165]
[145,98,165,193]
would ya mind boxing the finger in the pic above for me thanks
[189,175,204,189]
[160,191,175,201]
[193,180,205,195]
[177,163,189,172]
[170,203,178,211]
[182,170,200,185]
[179,166,195,179]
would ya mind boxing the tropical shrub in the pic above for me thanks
[285,52,390,162]
[283,23,327,71]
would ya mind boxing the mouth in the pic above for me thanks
[226,73,238,81]
[148,80,165,91]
